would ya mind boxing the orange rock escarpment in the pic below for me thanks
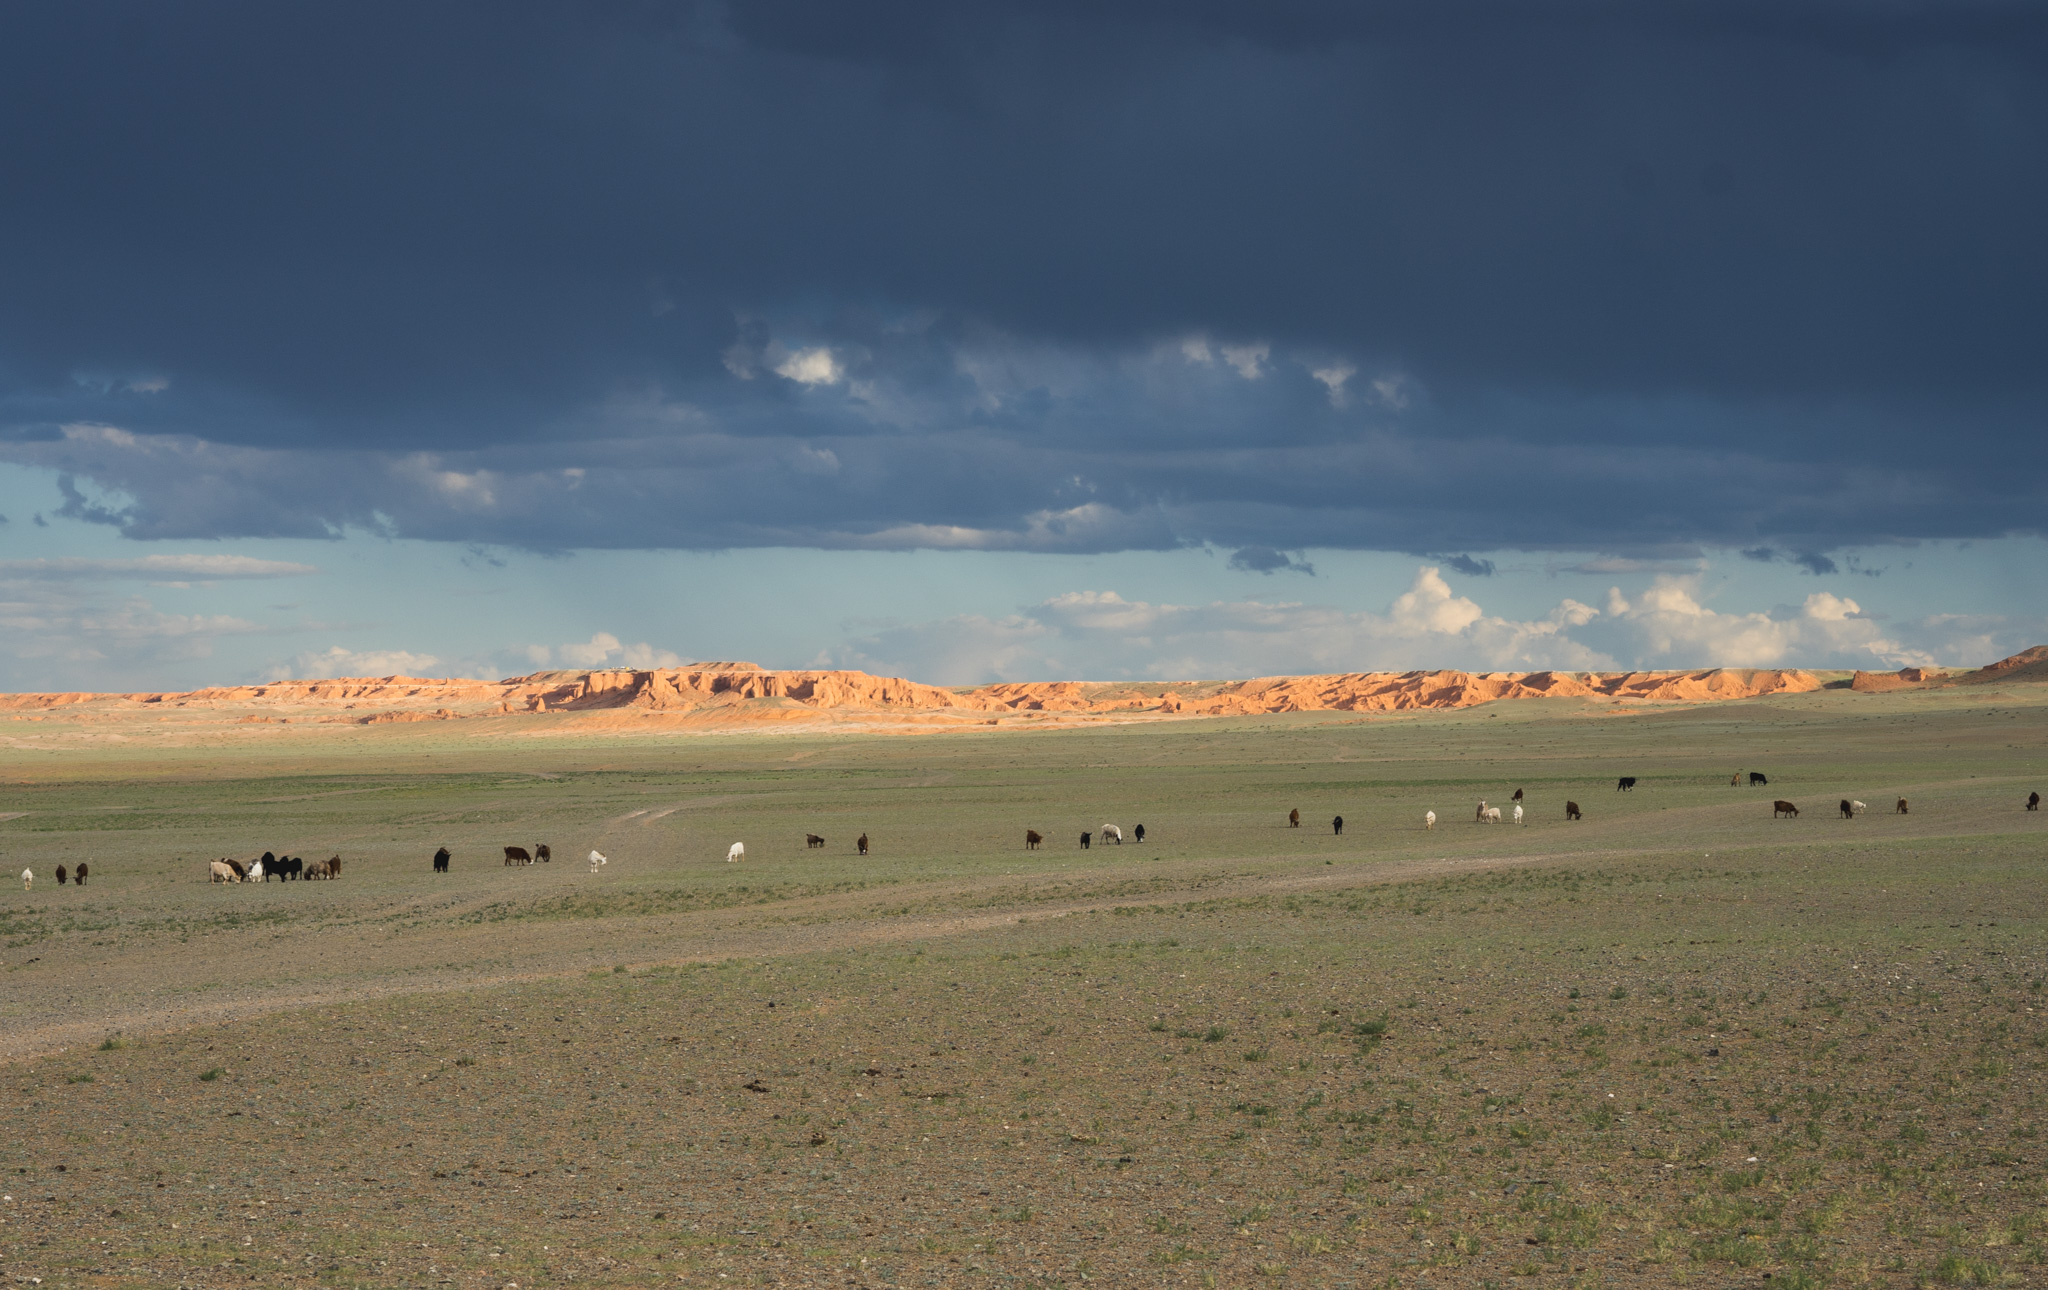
[1,650,2032,735]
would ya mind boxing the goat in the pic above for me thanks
[327,856,342,878]
[1512,803,1524,826]
[1026,830,1042,850]
[1731,771,1742,787]
[1080,831,1092,849]
[726,842,744,863]
[1101,824,1122,844]
[590,849,609,872]
[1565,801,1581,820]
[2030,792,2041,811]
[806,834,825,849]
[504,846,532,866]
[1475,799,1489,822]
[1896,798,1909,815]
[1332,815,1343,835]
[1616,776,1638,792]
[535,844,550,864]
[1750,772,1768,786]
[1840,799,1855,819]
[1133,824,1146,844]
[1424,810,1436,830]
[55,864,67,886]
[74,861,87,887]
[857,833,869,856]
[223,858,248,881]
[259,851,277,882]
[20,869,30,891]
[1511,788,1524,802]
[1774,800,1800,818]
[433,846,451,873]
[210,860,236,884]
[1288,808,1300,828]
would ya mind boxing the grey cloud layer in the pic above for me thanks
[1,1,2042,556]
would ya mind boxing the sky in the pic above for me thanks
[1,1,2044,690]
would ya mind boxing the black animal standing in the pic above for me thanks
[1511,788,1524,802]
[55,864,67,885]
[2030,792,2041,811]
[1565,801,1582,820]
[1133,824,1145,843]
[261,851,278,882]
[806,834,825,849]
[1840,799,1855,819]
[1332,815,1344,835]
[1080,831,1092,849]
[857,833,870,856]
[74,861,87,886]
[1025,830,1042,850]
[1288,809,1300,828]
[1749,772,1768,786]
[433,846,451,873]
[1616,777,1638,792]
[535,844,551,863]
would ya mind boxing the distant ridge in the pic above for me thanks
[1,651,2034,733]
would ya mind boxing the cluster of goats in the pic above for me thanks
[207,852,340,883]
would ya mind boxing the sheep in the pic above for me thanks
[20,868,30,891]
[1565,801,1582,820]
[1331,815,1343,835]
[1512,803,1524,826]
[725,842,744,864]
[1424,810,1436,830]
[857,833,869,856]
[1133,824,1146,843]
[1482,807,1502,824]
[806,834,825,849]
[1026,830,1042,850]
[74,861,87,887]
[1475,799,1489,822]
[1896,798,1909,814]
[1101,824,1122,844]
[1851,800,1867,816]
[209,860,235,884]
[1288,809,1300,828]
[590,849,610,872]
[55,864,68,886]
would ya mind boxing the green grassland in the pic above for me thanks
[2,683,2046,1287]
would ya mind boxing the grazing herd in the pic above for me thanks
[11,772,2043,896]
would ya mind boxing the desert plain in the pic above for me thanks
[3,663,2048,1289]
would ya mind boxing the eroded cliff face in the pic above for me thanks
[0,661,1856,732]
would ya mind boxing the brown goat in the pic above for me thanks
[1896,798,1909,814]
[1774,800,1800,818]
[1288,808,1300,828]
[503,846,531,866]
[1565,801,1581,821]
[857,834,869,856]
[1025,829,1042,850]
[806,834,825,848]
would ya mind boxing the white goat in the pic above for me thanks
[1424,810,1436,830]
[1101,824,1122,844]
[1512,803,1525,826]
[726,842,745,864]
[588,849,608,873]
[20,868,31,891]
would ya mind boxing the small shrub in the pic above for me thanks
[1203,1025,1229,1043]
[66,1073,93,1084]
[198,1068,224,1082]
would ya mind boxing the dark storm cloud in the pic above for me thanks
[1,1,2043,554]
[1228,546,1316,576]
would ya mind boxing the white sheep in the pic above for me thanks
[1851,800,1867,815]
[1100,824,1122,844]
[1482,807,1502,824]
[726,842,745,864]
[1475,799,1488,822]
[588,849,608,873]
[209,860,236,884]
[1424,810,1436,830]
[20,868,31,891]
[1512,803,1525,826]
